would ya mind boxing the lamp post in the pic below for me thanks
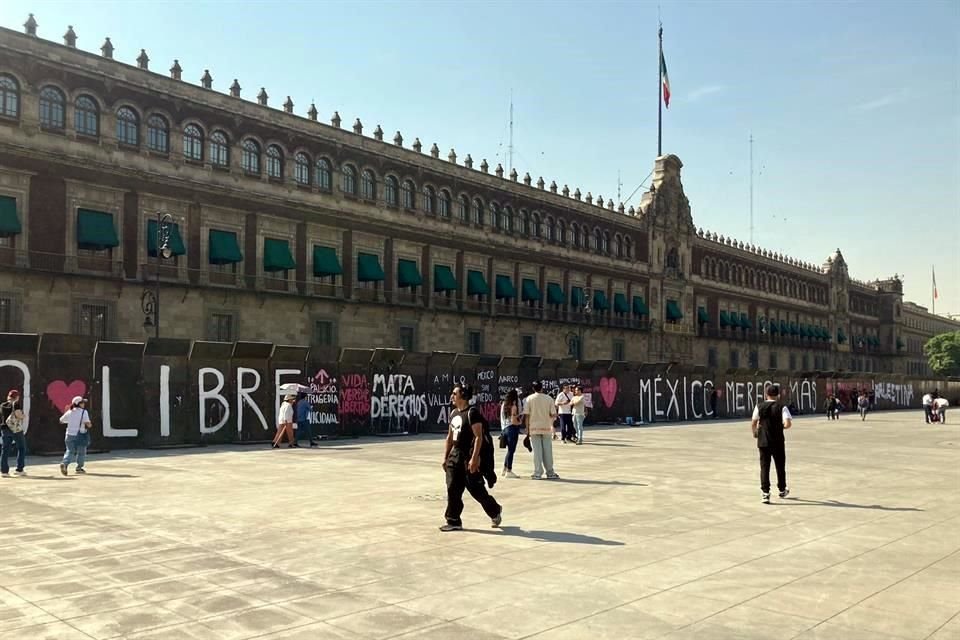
[142,212,173,338]
[566,287,592,360]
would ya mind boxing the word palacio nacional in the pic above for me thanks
[0,15,956,376]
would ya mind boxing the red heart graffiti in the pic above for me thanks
[47,380,87,412]
[599,377,618,408]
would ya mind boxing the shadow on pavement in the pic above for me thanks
[781,497,922,512]
[550,478,648,487]
[470,525,625,546]
[78,472,140,478]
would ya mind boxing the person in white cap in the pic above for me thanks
[60,396,92,475]
[273,394,298,448]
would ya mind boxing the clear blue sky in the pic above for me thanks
[3,0,958,316]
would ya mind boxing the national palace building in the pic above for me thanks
[1,16,957,376]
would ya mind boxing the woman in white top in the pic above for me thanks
[59,396,92,476]
[273,394,298,448]
[500,389,523,478]
[571,386,587,445]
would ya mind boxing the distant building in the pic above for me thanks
[0,17,957,373]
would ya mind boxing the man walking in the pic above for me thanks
[751,384,792,504]
[295,393,317,447]
[857,392,870,421]
[555,383,574,443]
[1,390,27,477]
[922,391,934,424]
[440,384,502,532]
[525,382,559,480]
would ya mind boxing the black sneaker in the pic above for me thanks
[779,488,790,499]
[491,511,502,528]
[762,492,771,504]
[60,463,68,476]
[439,523,463,532]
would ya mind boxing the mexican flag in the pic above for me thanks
[660,47,671,108]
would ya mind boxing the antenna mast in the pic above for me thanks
[749,133,754,245]
[508,90,514,175]
[617,170,622,204]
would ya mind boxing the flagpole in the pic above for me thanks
[658,24,663,157]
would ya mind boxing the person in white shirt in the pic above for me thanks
[933,397,949,424]
[571,386,587,445]
[59,396,92,476]
[555,384,574,443]
[273,395,298,448]
[525,382,559,479]
[921,392,934,424]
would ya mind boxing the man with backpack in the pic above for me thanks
[751,384,792,504]
[0,389,27,477]
[439,384,502,531]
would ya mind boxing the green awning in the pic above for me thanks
[789,322,799,336]
[547,283,566,306]
[741,313,752,330]
[632,296,648,316]
[698,307,710,324]
[467,270,489,296]
[495,274,516,300]
[770,319,779,334]
[357,252,385,282]
[571,287,585,309]
[896,337,904,350]
[313,246,342,277]
[799,324,809,338]
[818,327,828,341]
[397,259,422,288]
[780,319,789,334]
[592,290,609,311]
[0,196,21,236]
[719,311,730,327]
[433,265,458,292]
[147,220,186,257]
[209,229,243,265]
[614,293,630,315]
[837,328,846,343]
[666,299,683,320]
[263,238,296,272]
[77,209,120,250]
[521,278,541,303]
[870,335,880,347]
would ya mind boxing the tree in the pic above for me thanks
[924,331,960,377]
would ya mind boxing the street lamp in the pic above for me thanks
[566,287,592,360]
[142,212,173,337]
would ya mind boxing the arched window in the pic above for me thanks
[532,213,542,238]
[557,220,565,244]
[0,75,19,118]
[616,236,624,258]
[295,152,311,185]
[316,158,332,190]
[490,203,501,229]
[147,114,169,153]
[385,176,399,206]
[423,186,436,214]
[625,237,633,258]
[521,210,531,236]
[183,124,204,161]
[266,145,283,179]
[74,95,99,137]
[342,164,357,195]
[472,198,484,226]
[39,86,65,130]
[581,228,589,251]
[503,206,514,232]
[209,131,229,167]
[241,139,261,174]
[571,223,580,248]
[602,232,610,254]
[116,106,140,147]
[439,190,451,218]
[547,217,556,242]
[361,170,376,200]
[401,180,415,209]
[593,229,603,252]
[458,195,469,221]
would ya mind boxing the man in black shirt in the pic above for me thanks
[440,384,502,532]
[751,384,793,504]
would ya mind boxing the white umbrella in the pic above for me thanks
[279,383,310,394]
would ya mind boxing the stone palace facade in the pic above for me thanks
[1,16,957,375]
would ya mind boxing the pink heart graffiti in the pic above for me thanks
[599,377,618,408]
[47,380,87,412]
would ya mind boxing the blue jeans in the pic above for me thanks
[1,429,26,473]
[503,426,520,471]
[296,420,313,443]
[62,432,89,469]
[573,414,585,442]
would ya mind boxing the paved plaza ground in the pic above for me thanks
[1,410,958,640]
